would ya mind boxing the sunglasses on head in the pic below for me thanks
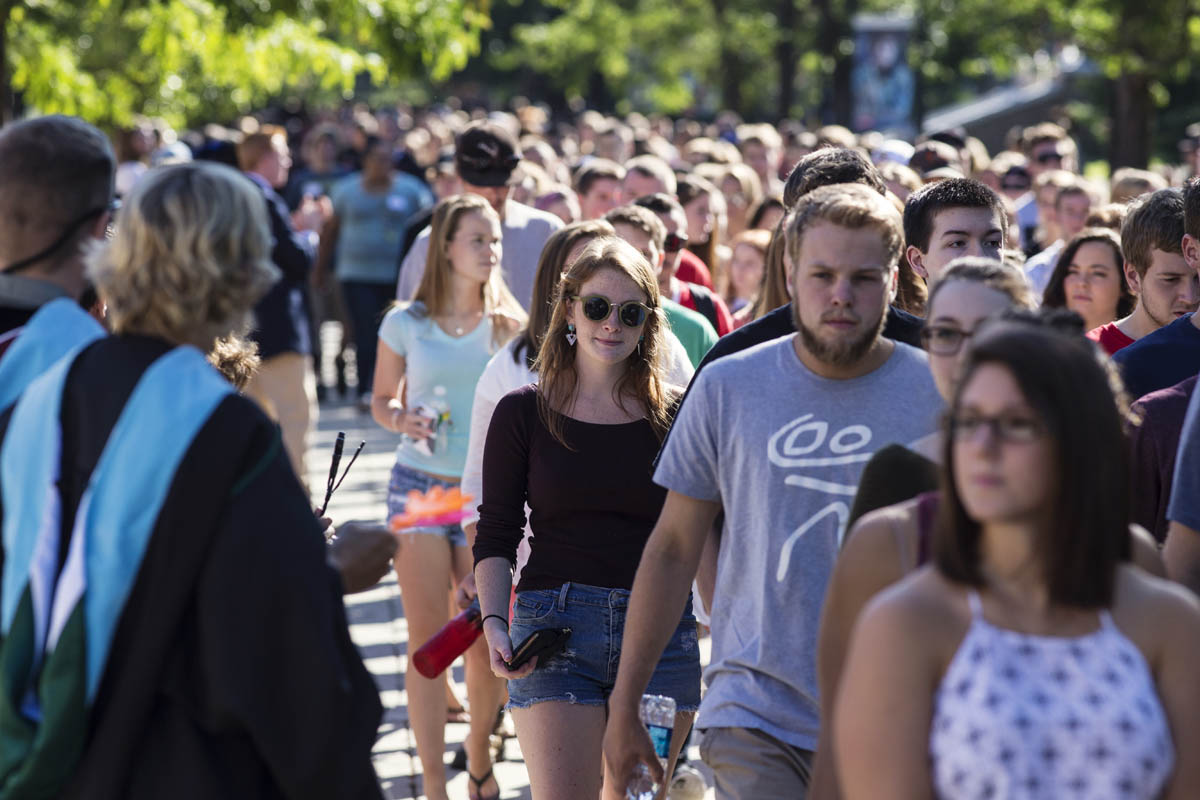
[663,232,687,253]
[571,294,652,327]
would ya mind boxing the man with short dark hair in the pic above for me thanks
[1089,187,1197,356]
[0,115,116,407]
[604,183,942,799]
[574,158,625,220]
[903,178,1008,283]
[396,121,563,309]
[623,154,677,198]
[634,193,734,335]
[1113,182,1200,399]
[1016,123,1077,251]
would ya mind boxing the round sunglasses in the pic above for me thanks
[571,294,652,327]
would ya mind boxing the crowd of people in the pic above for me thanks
[2,100,1200,800]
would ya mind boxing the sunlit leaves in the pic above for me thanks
[6,0,488,127]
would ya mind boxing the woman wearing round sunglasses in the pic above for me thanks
[834,313,1200,800]
[473,237,699,799]
[808,259,1163,797]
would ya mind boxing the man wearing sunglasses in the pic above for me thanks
[1015,123,1078,253]
[395,121,563,310]
[633,194,734,335]
[0,115,116,408]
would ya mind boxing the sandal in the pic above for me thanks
[467,767,500,800]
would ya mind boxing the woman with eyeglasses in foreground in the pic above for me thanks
[808,262,1165,799]
[473,237,699,799]
[833,311,1200,800]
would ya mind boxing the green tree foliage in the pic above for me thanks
[2,0,491,127]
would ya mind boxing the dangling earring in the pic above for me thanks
[637,334,644,356]
[566,323,577,346]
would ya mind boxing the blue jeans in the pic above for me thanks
[340,280,394,396]
[506,582,701,711]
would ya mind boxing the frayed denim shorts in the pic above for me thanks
[506,581,701,712]
[386,462,467,547]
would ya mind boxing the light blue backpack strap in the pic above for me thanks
[74,347,231,700]
[0,299,103,411]
[0,355,75,636]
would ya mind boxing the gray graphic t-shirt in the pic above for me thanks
[655,334,943,749]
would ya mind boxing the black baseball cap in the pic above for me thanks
[455,122,521,187]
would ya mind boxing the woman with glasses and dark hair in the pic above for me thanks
[834,311,1200,800]
[473,237,699,799]
[1041,228,1135,334]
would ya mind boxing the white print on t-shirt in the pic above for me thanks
[768,413,875,582]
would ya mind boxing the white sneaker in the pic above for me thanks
[668,764,708,800]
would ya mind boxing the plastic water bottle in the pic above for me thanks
[625,693,676,800]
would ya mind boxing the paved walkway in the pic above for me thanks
[307,343,712,799]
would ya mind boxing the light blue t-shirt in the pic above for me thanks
[654,335,943,750]
[378,302,500,477]
[332,174,434,284]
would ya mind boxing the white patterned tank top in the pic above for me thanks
[929,591,1174,799]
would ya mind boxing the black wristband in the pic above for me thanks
[481,614,508,629]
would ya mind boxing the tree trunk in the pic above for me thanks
[1109,72,1152,169]
[775,0,796,120]
[814,0,854,126]
[710,0,744,112]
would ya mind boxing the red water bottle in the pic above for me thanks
[412,598,484,678]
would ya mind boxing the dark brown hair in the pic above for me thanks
[1041,228,1134,319]
[934,310,1132,608]
[1184,177,1200,241]
[782,147,885,210]
[1120,188,1184,277]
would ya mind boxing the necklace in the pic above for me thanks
[454,325,464,336]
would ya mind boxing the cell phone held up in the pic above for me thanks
[505,627,572,672]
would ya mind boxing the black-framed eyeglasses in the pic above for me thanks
[663,232,687,253]
[2,198,120,275]
[920,324,974,356]
[571,294,652,327]
[948,412,1043,444]
[1034,151,1064,165]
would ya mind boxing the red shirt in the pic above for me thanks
[675,250,713,290]
[1087,322,1136,356]
[676,282,734,337]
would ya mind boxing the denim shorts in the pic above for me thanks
[506,582,701,712]
[386,462,467,547]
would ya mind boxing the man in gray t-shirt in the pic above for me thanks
[604,184,942,800]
